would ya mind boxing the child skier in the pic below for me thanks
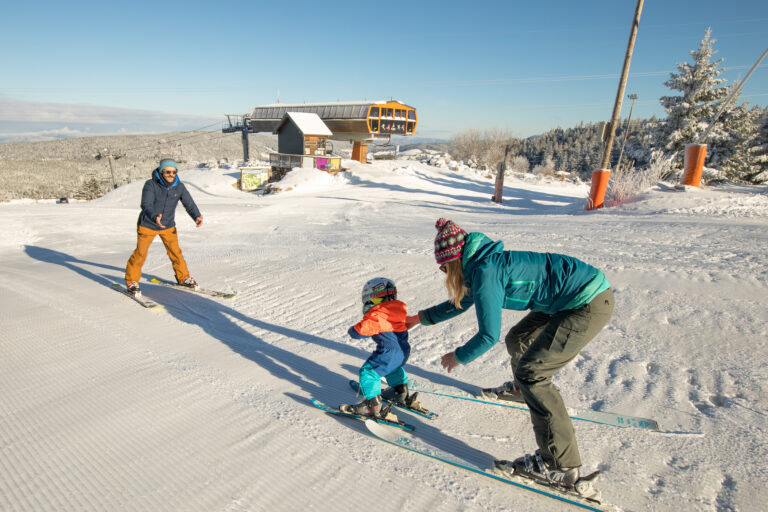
[340,278,423,419]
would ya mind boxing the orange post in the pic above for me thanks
[586,169,611,210]
[681,144,707,187]
[352,141,368,164]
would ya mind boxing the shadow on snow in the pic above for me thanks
[24,244,496,468]
[344,168,584,215]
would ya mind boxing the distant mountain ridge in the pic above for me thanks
[0,131,276,202]
[0,131,448,202]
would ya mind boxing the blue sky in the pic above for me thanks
[1,0,766,140]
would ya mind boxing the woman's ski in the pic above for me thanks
[364,419,616,512]
[409,379,659,431]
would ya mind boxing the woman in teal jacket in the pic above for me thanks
[407,218,613,497]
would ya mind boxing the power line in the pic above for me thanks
[120,121,224,152]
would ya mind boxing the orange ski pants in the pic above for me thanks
[125,225,190,286]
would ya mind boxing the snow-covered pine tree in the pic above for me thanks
[655,29,729,166]
[711,94,763,183]
[746,107,768,184]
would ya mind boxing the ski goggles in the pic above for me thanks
[367,289,394,301]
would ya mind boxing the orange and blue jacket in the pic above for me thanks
[349,300,410,374]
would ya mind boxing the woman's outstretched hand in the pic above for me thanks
[405,315,420,329]
[441,352,460,373]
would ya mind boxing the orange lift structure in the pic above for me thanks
[225,100,417,164]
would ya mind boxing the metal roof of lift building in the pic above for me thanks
[251,101,404,121]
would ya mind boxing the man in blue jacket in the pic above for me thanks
[406,218,613,499]
[125,158,202,295]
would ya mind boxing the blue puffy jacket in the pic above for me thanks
[419,232,609,364]
[138,169,201,230]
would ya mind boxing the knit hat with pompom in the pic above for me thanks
[434,218,467,265]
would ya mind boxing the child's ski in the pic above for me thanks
[348,380,438,420]
[409,379,659,431]
[311,399,414,431]
[364,420,615,512]
[149,277,236,299]
[111,283,164,309]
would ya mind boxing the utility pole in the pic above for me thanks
[492,145,512,204]
[615,93,638,173]
[600,0,644,170]
[95,148,124,189]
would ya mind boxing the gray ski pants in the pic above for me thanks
[505,288,614,469]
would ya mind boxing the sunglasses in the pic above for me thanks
[162,169,177,175]
[439,263,447,273]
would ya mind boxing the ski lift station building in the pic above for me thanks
[268,112,342,179]
[248,100,417,163]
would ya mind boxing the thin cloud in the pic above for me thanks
[0,99,223,142]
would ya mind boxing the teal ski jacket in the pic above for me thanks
[418,232,609,365]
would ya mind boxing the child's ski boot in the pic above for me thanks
[393,384,429,414]
[340,395,397,421]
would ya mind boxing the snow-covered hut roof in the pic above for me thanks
[273,112,332,136]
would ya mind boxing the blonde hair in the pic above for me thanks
[443,259,468,308]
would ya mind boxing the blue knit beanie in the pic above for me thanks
[158,158,178,171]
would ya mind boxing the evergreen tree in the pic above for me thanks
[656,29,729,164]
[745,107,768,183]
[449,120,656,182]
[78,177,104,200]
[712,94,763,182]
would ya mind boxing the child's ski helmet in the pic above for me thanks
[361,278,397,313]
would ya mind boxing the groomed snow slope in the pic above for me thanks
[1,160,767,511]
